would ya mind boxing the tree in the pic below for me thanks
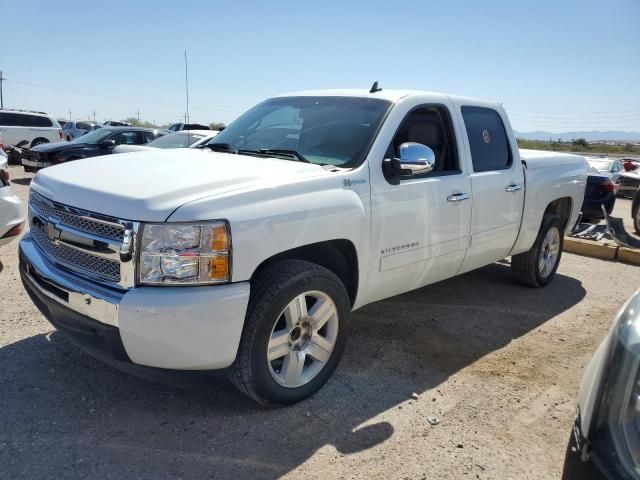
[572,138,589,148]
[123,117,157,128]
[210,122,226,131]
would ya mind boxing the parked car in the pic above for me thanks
[63,121,97,141]
[0,109,63,151]
[18,89,588,405]
[168,122,211,131]
[0,154,24,248]
[21,126,168,171]
[632,188,640,235]
[617,172,640,199]
[568,289,640,479]
[113,130,217,154]
[103,120,132,127]
[586,157,624,184]
[580,173,617,223]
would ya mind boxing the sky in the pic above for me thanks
[1,0,639,133]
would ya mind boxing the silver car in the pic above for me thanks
[570,290,640,478]
[63,121,97,141]
[587,158,624,183]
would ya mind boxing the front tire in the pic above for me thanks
[30,138,48,148]
[229,260,350,406]
[512,214,564,287]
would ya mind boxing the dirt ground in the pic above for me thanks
[1,165,638,480]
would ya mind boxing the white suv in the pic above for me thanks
[0,109,63,149]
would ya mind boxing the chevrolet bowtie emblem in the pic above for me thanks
[44,221,61,243]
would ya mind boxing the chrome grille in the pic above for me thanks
[31,226,121,282]
[30,192,125,242]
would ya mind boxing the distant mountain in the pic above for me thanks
[514,130,640,142]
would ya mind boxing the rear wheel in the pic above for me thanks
[229,260,350,406]
[512,214,563,287]
[634,204,640,235]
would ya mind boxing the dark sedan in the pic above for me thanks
[580,174,617,223]
[21,127,168,171]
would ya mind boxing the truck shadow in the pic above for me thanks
[0,262,586,479]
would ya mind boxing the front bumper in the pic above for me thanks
[19,233,251,371]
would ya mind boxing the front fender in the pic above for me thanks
[166,176,370,287]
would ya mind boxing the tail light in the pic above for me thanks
[0,168,9,183]
[603,180,616,193]
[59,129,64,139]
[0,134,4,150]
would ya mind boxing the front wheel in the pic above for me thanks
[229,260,350,406]
[511,214,564,287]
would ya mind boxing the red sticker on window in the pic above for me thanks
[482,129,491,143]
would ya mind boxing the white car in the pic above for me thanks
[587,157,624,183]
[0,109,64,149]
[113,130,218,154]
[0,156,25,247]
[19,88,588,405]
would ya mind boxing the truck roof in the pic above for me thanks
[276,88,497,107]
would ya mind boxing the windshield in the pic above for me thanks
[147,131,208,149]
[69,128,114,144]
[202,96,392,166]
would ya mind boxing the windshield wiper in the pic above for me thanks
[259,149,311,163]
[201,143,236,153]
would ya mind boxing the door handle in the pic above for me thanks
[505,184,523,192]
[447,192,470,202]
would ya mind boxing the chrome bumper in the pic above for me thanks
[22,159,50,168]
[19,232,122,326]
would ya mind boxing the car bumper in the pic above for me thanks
[19,233,251,371]
[21,158,51,169]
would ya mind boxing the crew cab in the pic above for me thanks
[19,89,588,405]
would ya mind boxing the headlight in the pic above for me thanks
[138,221,231,285]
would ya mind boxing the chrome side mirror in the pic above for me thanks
[383,142,435,178]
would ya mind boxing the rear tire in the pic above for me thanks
[229,259,350,406]
[511,214,564,287]
[30,138,48,148]
[634,204,640,236]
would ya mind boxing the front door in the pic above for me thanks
[367,100,472,304]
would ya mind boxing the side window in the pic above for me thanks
[612,162,621,173]
[110,131,139,145]
[30,115,54,127]
[142,131,162,143]
[0,113,29,126]
[461,106,512,172]
[386,105,460,177]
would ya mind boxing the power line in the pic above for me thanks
[4,78,243,114]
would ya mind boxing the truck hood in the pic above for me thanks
[31,149,327,221]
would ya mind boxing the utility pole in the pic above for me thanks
[135,109,141,122]
[92,109,96,123]
[184,50,190,123]
[0,71,4,109]
[68,109,72,120]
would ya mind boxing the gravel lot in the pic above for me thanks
[1,165,638,479]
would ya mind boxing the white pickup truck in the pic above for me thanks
[19,89,588,405]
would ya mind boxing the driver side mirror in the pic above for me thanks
[100,139,116,148]
[383,142,435,179]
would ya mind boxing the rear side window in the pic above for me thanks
[0,112,29,126]
[29,115,54,127]
[461,106,512,172]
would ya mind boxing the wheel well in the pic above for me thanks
[250,240,359,307]
[544,197,572,229]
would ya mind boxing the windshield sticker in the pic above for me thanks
[482,129,491,144]
[343,178,367,187]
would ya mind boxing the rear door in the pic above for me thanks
[456,105,525,274]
